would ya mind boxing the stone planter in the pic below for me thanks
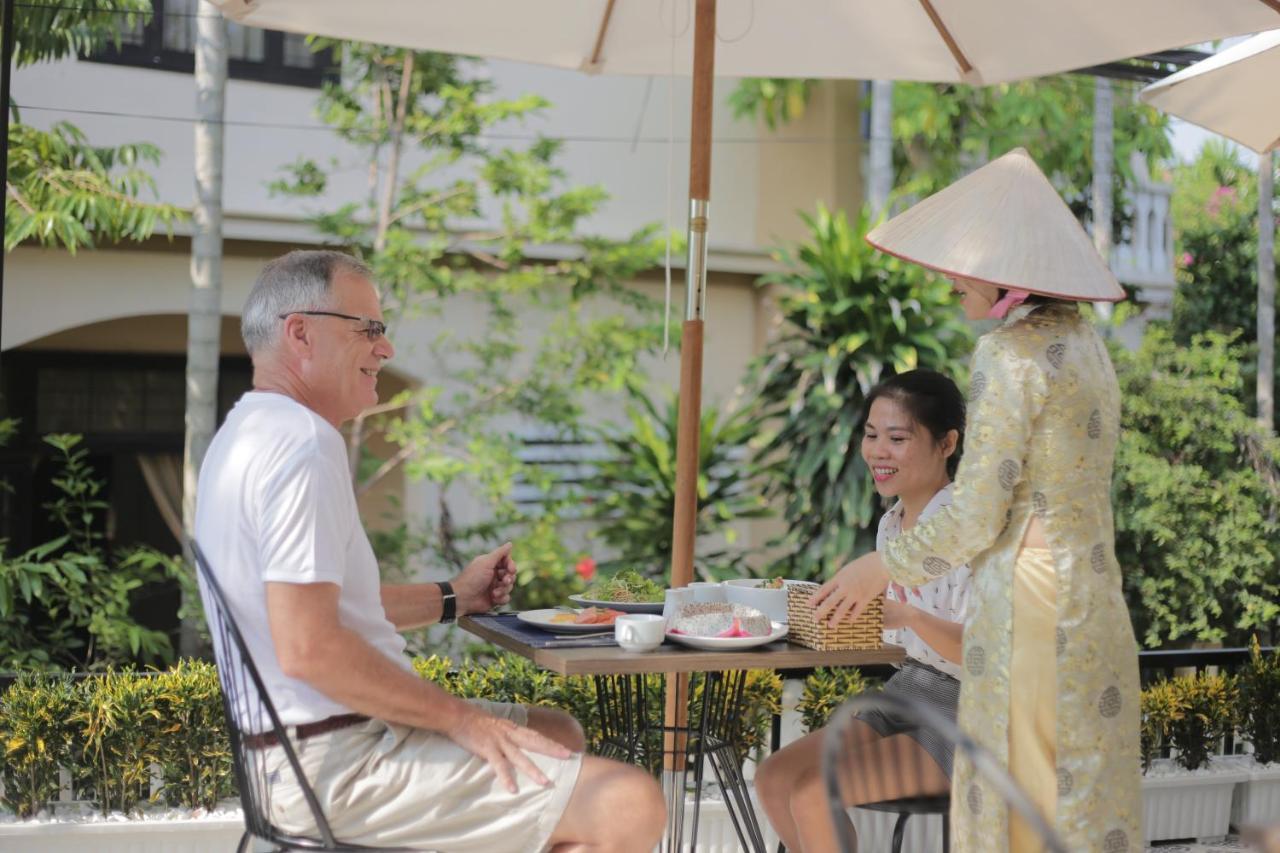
[1141,758,1250,843]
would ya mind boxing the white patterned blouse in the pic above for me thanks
[877,483,971,680]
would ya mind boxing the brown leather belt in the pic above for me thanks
[244,713,370,750]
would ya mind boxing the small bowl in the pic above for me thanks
[722,578,789,623]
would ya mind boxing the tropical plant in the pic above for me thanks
[71,669,163,815]
[0,434,185,669]
[1112,328,1280,647]
[1239,636,1280,765]
[1139,679,1182,773]
[1167,673,1239,772]
[4,0,184,251]
[798,665,878,732]
[0,672,77,817]
[150,660,235,809]
[748,205,971,579]
[583,390,774,582]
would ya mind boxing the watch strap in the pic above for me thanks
[437,580,457,624]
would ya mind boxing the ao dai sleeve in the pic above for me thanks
[880,330,1048,588]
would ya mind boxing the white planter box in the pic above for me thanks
[1230,759,1280,829]
[1141,758,1250,843]
[0,815,246,853]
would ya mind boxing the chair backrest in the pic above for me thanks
[822,691,1068,853]
[193,540,342,850]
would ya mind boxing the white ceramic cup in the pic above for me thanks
[614,613,666,653]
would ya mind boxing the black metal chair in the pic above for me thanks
[193,541,417,853]
[822,691,1068,853]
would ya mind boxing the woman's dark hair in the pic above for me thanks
[860,369,966,477]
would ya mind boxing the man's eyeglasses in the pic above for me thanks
[279,311,387,342]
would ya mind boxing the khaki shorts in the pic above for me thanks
[264,700,583,853]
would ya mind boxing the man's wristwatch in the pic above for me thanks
[437,581,457,624]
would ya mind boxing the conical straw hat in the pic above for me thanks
[866,148,1125,302]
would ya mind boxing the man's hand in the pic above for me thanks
[453,542,517,616]
[811,551,889,626]
[444,706,572,794]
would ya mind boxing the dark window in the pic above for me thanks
[85,0,336,88]
[0,351,253,553]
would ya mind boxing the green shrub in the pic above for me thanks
[799,666,878,732]
[0,672,77,817]
[150,660,234,809]
[1113,328,1280,647]
[1239,637,1280,765]
[0,656,792,817]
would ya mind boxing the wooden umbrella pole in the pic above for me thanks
[663,0,714,838]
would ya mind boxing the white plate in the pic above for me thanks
[567,594,665,614]
[516,608,619,634]
[665,620,789,651]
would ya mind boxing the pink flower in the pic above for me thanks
[1179,252,1194,267]
[575,557,597,581]
[1205,185,1237,217]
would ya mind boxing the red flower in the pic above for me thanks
[575,557,597,581]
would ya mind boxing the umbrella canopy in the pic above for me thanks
[215,0,1280,85]
[1139,28,1280,153]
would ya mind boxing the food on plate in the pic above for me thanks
[583,569,665,604]
[668,602,771,638]
[550,607,624,625]
[759,576,786,589]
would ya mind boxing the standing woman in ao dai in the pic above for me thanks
[813,148,1142,852]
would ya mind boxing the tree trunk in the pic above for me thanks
[867,79,893,218]
[1258,150,1275,433]
[181,1,227,655]
[1091,76,1114,324]
[374,52,414,252]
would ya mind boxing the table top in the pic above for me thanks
[459,614,906,676]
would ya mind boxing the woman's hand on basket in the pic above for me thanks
[812,551,889,626]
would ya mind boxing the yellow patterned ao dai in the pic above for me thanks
[880,302,1141,853]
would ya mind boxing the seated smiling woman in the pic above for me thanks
[756,369,971,853]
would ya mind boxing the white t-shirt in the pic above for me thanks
[195,391,412,728]
[878,484,972,680]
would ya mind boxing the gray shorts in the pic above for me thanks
[264,700,582,853]
[856,660,961,777]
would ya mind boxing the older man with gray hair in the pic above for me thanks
[196,249,664,852]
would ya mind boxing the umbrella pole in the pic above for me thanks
[663,0,714,848]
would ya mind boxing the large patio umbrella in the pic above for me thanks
[213,0,1280,593]
[1139,29,1280,153]
[1140,31,1279,430]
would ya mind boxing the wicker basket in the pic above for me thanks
[786,581,883,651]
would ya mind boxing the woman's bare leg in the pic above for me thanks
[756,720,881,852]
[788,732,949,853]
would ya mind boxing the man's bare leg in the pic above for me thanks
[522,706,665,852]
[545,756,666,852]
